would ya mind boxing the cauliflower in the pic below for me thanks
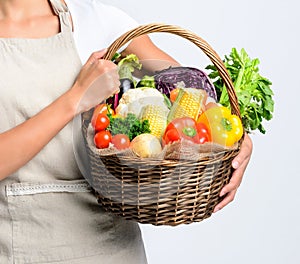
[115,87,169,117]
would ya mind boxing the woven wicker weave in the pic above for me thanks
[81,23,242,226]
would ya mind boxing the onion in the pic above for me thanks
[130,134,162,158]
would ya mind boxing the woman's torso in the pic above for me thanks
[0,1,146,263]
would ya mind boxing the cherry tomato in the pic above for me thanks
[91,104,114,128]
[94,113,110,132]
[170,88,179,103]
[94,130,112,149]
[111,134,130,150]
[196,122,211,144]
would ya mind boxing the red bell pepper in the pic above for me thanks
[163,117,210,145]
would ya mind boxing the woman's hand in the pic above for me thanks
[213,133,253,213]
[69,49,120,115]
[0,49,120,180]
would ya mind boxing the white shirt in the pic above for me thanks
[64,0,139,63]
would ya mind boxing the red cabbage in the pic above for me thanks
[154,66,217,100]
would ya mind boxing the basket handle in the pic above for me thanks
[103,23,240,117]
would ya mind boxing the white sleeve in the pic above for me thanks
[65,0,140,63]
[94,1,139,44]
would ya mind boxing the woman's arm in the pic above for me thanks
[122,35,180,76]
[0,50,119,180]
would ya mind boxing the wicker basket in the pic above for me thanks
[81,23,242,226]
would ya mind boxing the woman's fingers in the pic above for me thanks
[86,49,108,65]
[70,49,122,114]
[214,189,237,213]
[232,133,253,170]
[213,133,253,213]
[213,159,248,213]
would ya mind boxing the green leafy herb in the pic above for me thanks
[107,113,151,141]
[118,54,142,83]
[206,48,274,134]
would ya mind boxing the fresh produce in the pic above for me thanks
[167,88,207,122]
[94,130,112,149]
[91,103,114,128]
[94,113,110,133]
[139,104,169,139]
[92,50,269,154]
[206,48,274,134]
[198,105,243,146]
[118,54,141,88]
[196,122,211,144]
[169,88,179,103]
[205,101,219,110]
[163,117,210,145]
[163,128,180,145]
[107,113,151,141]
[107,54,142,109]
[136,75,156,88]
[111,134,130,150]
[115,87,169,117]
[130,133,162,158]
[147,66,217,100]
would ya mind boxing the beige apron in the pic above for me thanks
[0,0,147,263]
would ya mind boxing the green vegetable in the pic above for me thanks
[118,54,142,83]
[136,75,155,88]
[111,52,121,62]
[107,113,151,141]
[163,94,172,109]
[107,54,142,109]
[206,48,274,134]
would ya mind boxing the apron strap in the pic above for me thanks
[49,0,73,33]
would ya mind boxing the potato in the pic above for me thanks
[130,133,162,158]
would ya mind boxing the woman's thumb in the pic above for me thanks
[97,48,108,58]
[86,48,108,65]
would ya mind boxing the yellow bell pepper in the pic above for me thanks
[197,106,243,146]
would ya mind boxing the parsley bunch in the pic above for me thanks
[206,48,274,134]
[107,113,151,141]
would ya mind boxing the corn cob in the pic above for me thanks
[167,88,206,122]
[139,104,169,139]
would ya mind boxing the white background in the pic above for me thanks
[100,0,300,263]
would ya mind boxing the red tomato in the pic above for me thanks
[91,104,114,128]
[94,113,110,132]
[111,134,130,150]
[196,122,211,144]
[94,130,112,149]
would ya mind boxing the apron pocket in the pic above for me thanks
[6,180,116,264]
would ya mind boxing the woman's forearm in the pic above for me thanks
[123,35,180,77]
[0,90,77,180]
[0,50,120,181]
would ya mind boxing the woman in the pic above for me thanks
[0,0,252,263]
